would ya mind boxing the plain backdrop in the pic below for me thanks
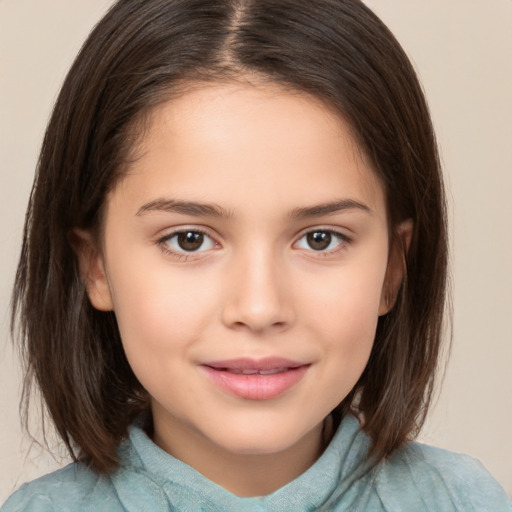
[1,0,511,502]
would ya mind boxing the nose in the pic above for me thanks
[221,246,294,334]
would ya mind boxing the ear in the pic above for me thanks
[379,219,413,316]
[71,229,114,311]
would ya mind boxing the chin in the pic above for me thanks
[204,416,321,457]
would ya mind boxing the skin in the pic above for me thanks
[77,82,410,497]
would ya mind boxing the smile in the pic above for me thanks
[200,358,310,400]
[224,368,288,375]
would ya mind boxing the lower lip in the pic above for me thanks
[201,365,309,400]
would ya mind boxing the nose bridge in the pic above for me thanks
[222,242,292,333]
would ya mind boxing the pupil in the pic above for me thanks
[178,232,204,251]
[307,231,331,251]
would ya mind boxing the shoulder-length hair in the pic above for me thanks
[13,0,448,473]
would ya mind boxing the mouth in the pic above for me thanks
[200,358,310,400]
[217,367,290,375]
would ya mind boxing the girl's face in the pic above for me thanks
[81,82,406,489]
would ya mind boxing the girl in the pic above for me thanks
[2,0,510,510]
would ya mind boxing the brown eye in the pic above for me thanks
[295,230,347,253]
[306,231,332,251]
[177,232,204,251]
[163,230,216,254]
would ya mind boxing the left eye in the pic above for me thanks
[295,230,345,251]
[163,231,216,253]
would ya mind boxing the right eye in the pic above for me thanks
[160,230,217,254]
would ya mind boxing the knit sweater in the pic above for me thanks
[2,415,510,511]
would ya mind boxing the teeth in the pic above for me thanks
[259,368,286,375]
[227,368,288,375]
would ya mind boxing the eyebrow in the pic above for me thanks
[136,197,371,220]
[289,199,372,220]
[136,198,232,218]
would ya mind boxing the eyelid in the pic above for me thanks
[295,225,353,241]
[293,226,352,253]
[156,226,221,260]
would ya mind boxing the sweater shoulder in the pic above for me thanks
[1,463,120,512]
[374,441,511,511]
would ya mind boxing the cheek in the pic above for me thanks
[316,295,379,409]
[107,264,179,349]
[322,287,379,369]
[302,254,387,333]
[300,254,387,396]
[110,280,198,400]
[107,255,223,372]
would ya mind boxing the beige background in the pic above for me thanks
[1,0,511,502]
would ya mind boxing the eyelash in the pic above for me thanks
[294,228,351,257]
[156,227,351,261]
[157,228,219,261]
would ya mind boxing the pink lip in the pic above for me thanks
[200,357,310,400]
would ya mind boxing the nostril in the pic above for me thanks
[226,317,291,334]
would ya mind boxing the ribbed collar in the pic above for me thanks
[110,415,375,511]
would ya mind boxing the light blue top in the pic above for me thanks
[2,415,510,511]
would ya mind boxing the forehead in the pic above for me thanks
[112,82,386,217]
[145,82,363,166]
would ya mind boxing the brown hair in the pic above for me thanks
[13,0,448,473]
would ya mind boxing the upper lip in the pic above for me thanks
[201,357,307,371]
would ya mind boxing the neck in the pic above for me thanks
[152,415,334,497]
